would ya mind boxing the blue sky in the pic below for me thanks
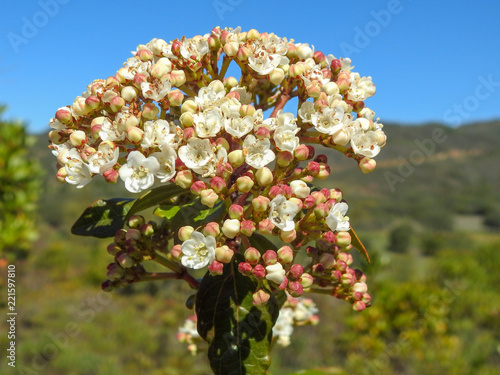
[1,0,499,133]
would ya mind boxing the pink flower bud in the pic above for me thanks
[175,170,193,188]
[341,272,355,286]
[102,168,118,184]
[208,35,220,50]
[236,176,254,193]
[312,263,325,274]
[319,253,336,270]
[190,181,207,196]
[171,244,182,261]
[224,76,238,89]
[329,188,343,202]
[306,161,320,176]
[330,59,342,75]
[208,260,224,276]
[289,62,306,78]
[335,260,347,273]
[262,250,278,265]
[168,89,184,107]
[300,272,314,288]
[278,275,288,290]
[362,293,371,305]
[169,69,186,86]
[107,263,124,280]
[337,78,349,93]
[252,289,271,305]
[215,245,234,264]
[132,73,148,88]
[85,95,100,111]
[200,222,219,238]
[238,262,253,276]
[338,252,353,266]
[55,108,73,124]
[227,204,243,220]
[254,126,270,139]
[258,219,275,235]
[141,103,158,120]
[317,163,330,179]
[136,49,153,61]
[107,243,121,256]
[277,246,294,264]
[223,41,239,57]
[294,144,309,161]
[276,151,294,167]
[288,264,303,279]
[352,301,366,312]
[251,196,270,212]
[306,82,322,99]
[358,157,377,174]
[107,96,124,113]
[183,127,195,141]
[206,177,225,194]
[252,264,266,279]
[279,229,296,243]
[303,195,316,209]
[314,203,330,219]
[287,281,303,297]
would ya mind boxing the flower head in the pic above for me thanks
[181,231,216,269]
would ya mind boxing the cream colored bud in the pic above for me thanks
[121,86,137,101]
[181,99,198,114]
[180,112,194,127]
[255,167,273,186]
[222,219,240,239]
[332,128,351,146]
[228,150,245,167]
[236,176,254,193]
[178,226,194,242]
[269,68,285,86]
[323,82,339,96]
[69,130,87,147]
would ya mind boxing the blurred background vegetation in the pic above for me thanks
[1,109,499,374]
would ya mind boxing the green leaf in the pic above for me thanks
[196,259,279,375]
[349,226,370,263]
[71,184,187,238]
[289,368,347,375]
[71,198,135,238]
[155,199,225,233]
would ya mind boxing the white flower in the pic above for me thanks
[350,130,381,158]
[269,195,299,231]
[273,307,294,347]
[273,122,300,152]
[325,202,350,232]
[195,84,226,109]
[293,300,319,322]
[141,119,176,150]
[151,146,177,182]
[193,108,222,138]
[290,180,310,198]
[230,86,252,104]
[297,101,315,123]
[178,317,200,339]
[178,138,213,170]
[248,34,289,75]
[347,75,376,102]
[87,141,119,174]
[63,149,92,188]
[224,114,253,138]
[243,135,275,169]
[181,231,216,269]
[118,151,160,193]
[179,35,209,63]
[141,76,171,101]
[193,145,227,178]
[310,106,348,135]
[266,263,286,284]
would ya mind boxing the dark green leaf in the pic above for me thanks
[196,259,279,375]
[155,199,225,233]
[124,184,187,222]
[248,232,278,254]
[71,198,135,238]
[72,184,187,238]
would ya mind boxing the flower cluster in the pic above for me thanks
[49,27,387,313]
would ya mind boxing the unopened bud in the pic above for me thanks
[208,260,224,276]
[269,68,285,85]
[300,272,314,288]
[103,168,119,183]
[69,130,87,147]
[255,167,273,186]
[178,226,194,242]
[171,244,182,261]
[238,262,253,276]
[280,229,296,243]
[277,151,293,167]
[240,220,256,236]
[336,231,352,247]
[228,150,245,167]
[266,263,286,284]
[117,253,134,268]
[142,103,159,120]
[221,219,240,239]
[258,219,274,235]
[277,246,294,264]
[55,108,73,124]
[358,157,376,174]
[200,189,219,208]
[252,264,266,279]
[215,245,234,263]
[127,127,144,144]
[202,222,220,237]
[175,170,193,188]
[236,176,254,193]
[121,86,138,102]
[190,180,207,195]
[244,247,261,265]
[287,281,303,297]
[168,89,184,107]
[352,301,366,312]
[252,289,271,305]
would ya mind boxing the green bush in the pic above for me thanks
[388,223,413,253]
[0,106,42,260]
